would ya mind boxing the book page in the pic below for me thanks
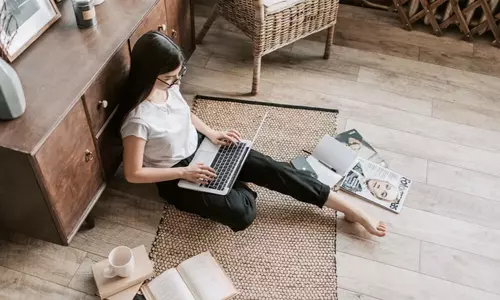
[312,135,357,176]
[177,252,238,300]
[142,268,196,300]
[306,156,343,188]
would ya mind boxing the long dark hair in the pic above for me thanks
[117,31,184,125]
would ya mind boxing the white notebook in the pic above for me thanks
[141,252,238,300]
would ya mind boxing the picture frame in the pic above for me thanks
[0,0,61,63]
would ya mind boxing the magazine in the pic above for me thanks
[335,129,388,167]
[339,157,411,213]
[302,135,411,213]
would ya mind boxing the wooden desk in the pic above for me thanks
[0,0,195,245]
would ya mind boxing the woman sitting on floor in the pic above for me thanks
[118,31,387,237]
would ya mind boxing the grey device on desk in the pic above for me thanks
[0,59,25,120]
[290,156,318,179]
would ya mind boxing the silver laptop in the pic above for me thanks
[178,112,268,195]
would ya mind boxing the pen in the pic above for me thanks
[302,149,337,173]
[317,159,337,173]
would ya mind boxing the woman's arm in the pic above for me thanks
[122,136,184,183]
[191,113,241,145]
[122,135,217,184]
[191,113,214,137]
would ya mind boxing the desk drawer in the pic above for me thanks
[84,44,130,136]
[165,0,194,56]
[35,100,104,239]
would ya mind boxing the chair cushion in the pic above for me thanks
[263,0,304,13]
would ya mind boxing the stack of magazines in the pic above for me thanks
[303,129,412,214]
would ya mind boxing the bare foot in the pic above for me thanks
[323,190,387,237]
[344,211,387,237]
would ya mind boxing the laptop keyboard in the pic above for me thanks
[202,142,249,191]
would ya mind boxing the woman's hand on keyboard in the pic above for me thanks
[182,163,217,184]
[207,130,241,146]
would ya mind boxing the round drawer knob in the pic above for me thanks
[98,100,108,108]
[171,29,178,38]
[85,150,94,162]
[158,24,166,32]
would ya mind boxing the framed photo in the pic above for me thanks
[0,0,61,62]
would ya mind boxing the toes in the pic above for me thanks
[374,221,387,237]
[370,228,386,237]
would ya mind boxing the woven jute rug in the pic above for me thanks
[149,95,339,300]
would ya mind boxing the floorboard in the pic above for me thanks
[337,252,500,300]
[336,225,421,271]
[427,161,500,201]
[0,232,87,287]
[345,119,500,177]
[420,242,500,294]
[432,100,500,132]
[0,266,96,300]
[68,253,105,296]
[405,182,500,230]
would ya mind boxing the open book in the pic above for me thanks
[306,135,412,213]
[141,252,238,300]
[335,129,387,167]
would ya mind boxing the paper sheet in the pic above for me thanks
[312,135,357,176]
[306,156,343,188]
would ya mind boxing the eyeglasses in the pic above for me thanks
[158,65,187,87]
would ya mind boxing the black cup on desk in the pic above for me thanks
[72,0,98,29]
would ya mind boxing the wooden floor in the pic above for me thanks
[2,3,500,299]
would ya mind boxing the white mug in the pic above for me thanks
[103,246,135,278]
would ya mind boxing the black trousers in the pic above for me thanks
[156,137,331,231]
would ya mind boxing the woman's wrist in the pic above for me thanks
[177,167,187,180]
[205,128,217,138]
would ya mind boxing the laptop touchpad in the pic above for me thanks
[192,151,213,166]
[198,140,219,153]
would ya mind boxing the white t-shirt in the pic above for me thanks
[120,85,198,168]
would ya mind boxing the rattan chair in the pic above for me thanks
[196,0,340,95]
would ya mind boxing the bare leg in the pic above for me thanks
[236,150,386,236]
[324,191,387,237]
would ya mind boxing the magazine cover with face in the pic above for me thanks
[339,157,412,213]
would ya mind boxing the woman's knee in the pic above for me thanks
[247,150,274,166]
[227,187,257,231]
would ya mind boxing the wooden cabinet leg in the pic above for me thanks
[83,215,96,229]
